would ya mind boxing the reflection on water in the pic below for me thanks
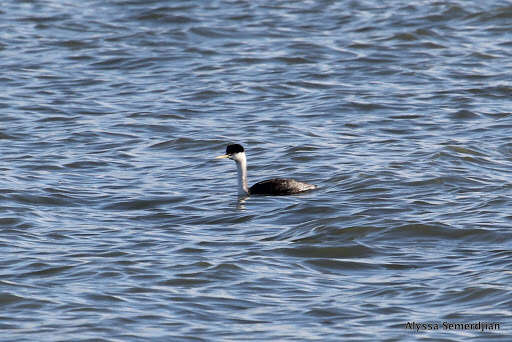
[236,196,248,210]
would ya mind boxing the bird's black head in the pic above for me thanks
[226,144,244,155]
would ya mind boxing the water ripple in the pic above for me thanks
[1,0,512,341]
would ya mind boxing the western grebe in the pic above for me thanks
[215,144,317,196]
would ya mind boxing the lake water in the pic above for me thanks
[1,0,512,341]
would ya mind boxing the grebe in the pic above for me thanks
[215,144,316,196]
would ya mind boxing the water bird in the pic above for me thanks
[215,144,317,196]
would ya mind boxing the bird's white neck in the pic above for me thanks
[235,153,249,195]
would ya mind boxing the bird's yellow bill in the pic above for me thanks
[215,154,229,159]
